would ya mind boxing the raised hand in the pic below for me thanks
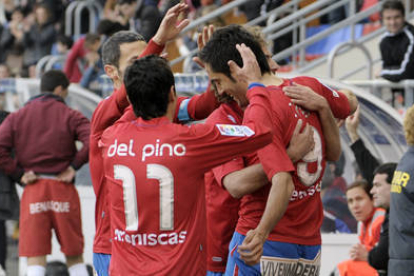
[153,3,190,46]
[193,24,215,68]
[345,105,360,143]
[228,43,262,85]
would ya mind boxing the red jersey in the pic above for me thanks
[235,77,351,245]
[204,101,244,272]
[90,41,220,254]
[90,39,164,254]
[101,86,273,276]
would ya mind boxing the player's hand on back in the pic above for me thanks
[228,43,262,86]
[238,229,267,265]
[283,82,327,111]
[152,3,190,46]
[287,119,315,163]
[21,170,38,185]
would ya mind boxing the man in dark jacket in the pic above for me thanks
[345,106,397,275]
[0,70,90,276]
[389,105,414,275]
[379,0,414,82]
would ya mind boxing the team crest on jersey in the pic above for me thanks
[227,115,237,123]
[216,124,255,137]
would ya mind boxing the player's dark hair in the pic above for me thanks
[346,180,373,199]
[381,0,405,17]
[40,70,69,93]
[102,31,145,68]
[198,24,270,81]
[373,162,398,184]
[124,55,174,120]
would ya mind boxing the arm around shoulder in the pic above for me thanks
[223,163,268,199]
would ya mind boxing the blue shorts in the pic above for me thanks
[225,232,321,276]
[93,253,111,276]
[207,271,224,276]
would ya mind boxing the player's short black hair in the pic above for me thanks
[40,70,69,93]
[373,162,398,184]
[198,24,270,80]
[124,55,175,120]
[102,31,145,68]
[381,0,405,17]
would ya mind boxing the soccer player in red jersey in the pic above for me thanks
[100,45,279,275]
[203,26,317,276]
[89,4,220,275]
[199,25,357,275]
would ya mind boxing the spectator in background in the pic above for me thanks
[96,19,129,41]
[116,0,162,42]
[0,64,11,80]
[0,7,25,73]
[0,0,16,24]
[80,20,127,95]
[22,4,57,78]
[379,0,414,82]
[345,106,396,275]
[345,106,380,185]
[239,0,284,22]
[64,34,101,83]
[0,110,10,274]
[322,154,358,233]
[334,180,385,276]
[56,35,73,56]
[175,4,225,73]
[389,105,414,275]
[0,70,90,276]
[369,163,396,275]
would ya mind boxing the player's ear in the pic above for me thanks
[168,85,176,103]
[53,85,63,96]
[104,64,119,80]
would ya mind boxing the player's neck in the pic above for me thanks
[165,101,175,122]
[261,73,283,87]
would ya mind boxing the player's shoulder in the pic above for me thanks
[101,120,129,140]
[291,76,320,87]
[206,102,240,125]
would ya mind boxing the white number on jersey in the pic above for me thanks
[114,164,175,231]
[114,165,139,231]
[296,126,323,187]
[147,164,174,231]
